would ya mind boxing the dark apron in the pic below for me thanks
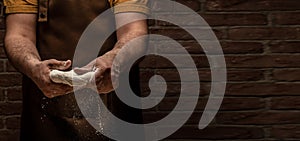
[20,0,142,140]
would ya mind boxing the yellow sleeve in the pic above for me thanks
[3,0,38,14]
[109,0,149,15]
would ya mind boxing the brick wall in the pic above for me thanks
[1,0,300,140]
[0,0,23,140]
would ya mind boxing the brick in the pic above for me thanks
[226,83,300,96]
[138,55,157,68]
[6,117,21,129]
[0,46,6,58]
[175,0,201,12]
[216,112,300,125]
[157,97,197,111]
[156,69,264,82]
[155,69,199,82]
[155,14,209,26]
[0,30,4,45]
[269,41,300,53]
[0,88,4,101]
[0,102,22,115]
[154,55,209,68]
[150,28,225,40]
[7,87,22,101]
[0,117,4,129]
[5,61,17,72]
[221,42,264,54]
[158,97,264,111]
[226,69,265,81]
[143,112,203,125]
[271,125,300,138]
[206,0,300,11]
[139,69,155,82]
[0,60,3,72]
[0,73,22,87]
[155,13,267,26]
[0,130,20,141]
[155,54,300,69]
[271,97,300,110]
[228,27,300,40]
[272,12,300,25]
[140,82,210,97]
[220,97,265,111]
[272,69,300,81]
[158,41,193,54]
[156,41,264,54]
[202,14,267,26]
[155,41,203,54]
[166,126,264,139]
[226,55,300,68]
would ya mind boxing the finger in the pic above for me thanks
[73,67,92,75]
[94,70,104,84]
[47,59,72,70]
[73,59,97,75]
[82,59,97,70]
[94,68,106,80]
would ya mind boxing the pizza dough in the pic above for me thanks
[50,70,95,86]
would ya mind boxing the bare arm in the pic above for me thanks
[98,12,148,93]
[5,14,40,77]
[99,12,148,71]
[5,14,73,98]
[74,12,148,94]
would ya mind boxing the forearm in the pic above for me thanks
[5,35,41,77]
[102,12,148,59]
[77,14,148,93]
[102,16,148,69]
[104,29,147,58]
[5,14,40,78]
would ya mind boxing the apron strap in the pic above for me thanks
[38,0,48,22]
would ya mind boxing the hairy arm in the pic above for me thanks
[75,12,148,94]
[5,14,40,77]
[112,12,148,54]
[5,14,73,98]
[98,12,148,93]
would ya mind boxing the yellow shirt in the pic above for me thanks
[3,0,149,14]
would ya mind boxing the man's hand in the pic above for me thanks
[4,14,73,98]
[74,51,118,94]
[94,55,115,94]
[30,59,74,98]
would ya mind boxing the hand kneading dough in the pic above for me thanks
[50,70,95,86]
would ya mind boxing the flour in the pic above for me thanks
[50,70,95,86]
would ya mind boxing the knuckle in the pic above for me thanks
[49,59,56,62]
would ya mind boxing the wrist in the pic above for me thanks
[102,48,120,62]
[25,59,42,80]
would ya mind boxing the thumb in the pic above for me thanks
[73,60,96,75]
[73,67,92,75]
[47,59,72,70]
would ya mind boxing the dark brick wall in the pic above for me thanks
[0,0,300,140]
[0,1,22,140]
